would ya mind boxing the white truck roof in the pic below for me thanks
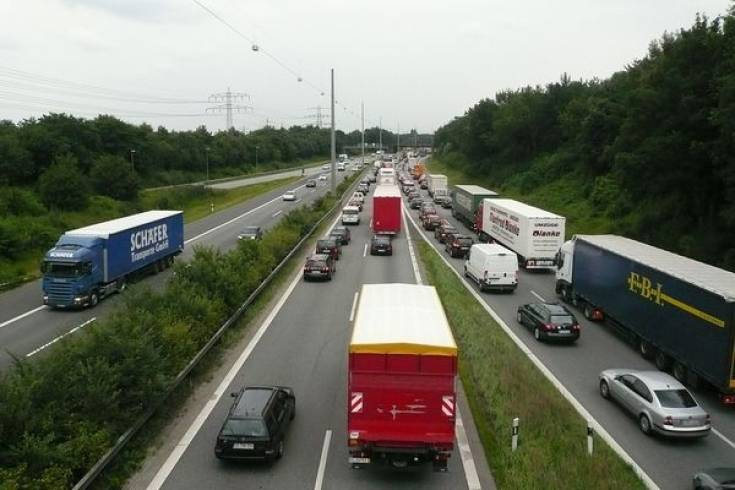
[67,210,182,238]
[455,184,498,196]
[373,184,401,198]
[350,284,457,356]
[577,235,735,301]
[486,198,563,219]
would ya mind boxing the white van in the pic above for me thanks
[463,243,518,292]
[341,205,361,225]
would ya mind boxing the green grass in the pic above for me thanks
[416,241,644,490]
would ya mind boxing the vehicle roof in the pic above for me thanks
[485,198,564,219]
[454,184,498,196]
[232,387,275,418]
[577,235,735,301]
[308,253,330,261]
[471,243,517,256]
[535,303,571,314]
[66,210,182,238]
[350,283,457,356]
[373,184,401,198]
[241,226,260,231]
[318,237,337,243]
[628,370,686,390]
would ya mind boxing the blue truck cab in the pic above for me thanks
[42,210,184,308]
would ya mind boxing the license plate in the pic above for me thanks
[681,419,699,427]
[349,457,370,464]
[558,329,570,334]
[234,443,254,450]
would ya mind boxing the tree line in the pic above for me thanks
[434,10,735,271]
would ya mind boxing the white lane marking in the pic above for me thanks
[362,243,367,257]
[26,317,96,357]
[184,183,306,245]
[0,305,47,330]
[313,429,332,490]
[713,428,735,451]
[531,290,546,302]
[402,203,422,285]
[456,408,482,490]
[294,199,301,204]
[403,209,660,490]
[272,210,283,218]
[147,205,344,490]
[349,292,359,322]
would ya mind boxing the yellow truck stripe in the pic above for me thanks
[660,293,726,328]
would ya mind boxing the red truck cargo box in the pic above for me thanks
[348,284,458,470]
[372,185,402,235]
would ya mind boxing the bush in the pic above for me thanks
[90,155,140,201]
[37,155,90,211]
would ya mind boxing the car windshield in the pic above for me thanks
[42,261,87,277]
[241,227,259,234]
[317,240,335,248]
[221,418,268,437]
[550,315,574,325]
[655,389,697,408]
[343,209,358,215]
[373,237,390,245]
[457,238,473,246]
[307,259,327,268]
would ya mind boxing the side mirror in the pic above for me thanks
[230,392,239,398]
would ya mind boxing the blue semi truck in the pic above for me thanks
[42,210,184,309]
[555,235,735,403]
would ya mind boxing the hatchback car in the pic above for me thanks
[445,234,474,258]
[316,238,341,260]
[305,179,317,188]
[419,205,437,220]
[370,235,393,256]
[303,253,335,281]
[599,370,710,438]
[238,226,263,240]
[282,190,297,201]
[215,385,295,461]
[434,223,458,243]
[330,226,351,245]
[422,214,442,231]
[516,302,580,342]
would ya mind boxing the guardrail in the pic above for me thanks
[72,169,363,490]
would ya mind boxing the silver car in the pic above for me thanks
[599,369,710,438]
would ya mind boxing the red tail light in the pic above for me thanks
[322,267,329,272]
[543,323,555,331]
[571,324,580,331]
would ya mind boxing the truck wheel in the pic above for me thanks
[90,292,99,307]
[655,351,671,371]
[638,339,655,359]
[673,362,687,383]
[560,286,570,303]
[583,303,594,320]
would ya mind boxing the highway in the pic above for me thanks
[139,175,494,490]
[0,167,351,369]
[404,174,735,490]
[207,163,329,190]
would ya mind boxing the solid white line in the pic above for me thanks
[184,183,306,245]
[362,243,367,257]
[26,317,96,357]
[402,203,422,285]
[403,209,660,490]
[530,290,546,302]
[313,429,332,490]
[0,305,47,330]
[713,428,735,451]
[272,210,283,218]
[146,268,304,490]
[349,292,359,322]
[455,408,482,490]
[147,197,345,490]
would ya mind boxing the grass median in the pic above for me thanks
[416,240,644,490]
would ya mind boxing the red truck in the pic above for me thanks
[372,184,402,235]
[348,283,458,471]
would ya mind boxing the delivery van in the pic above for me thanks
[463,243,518,292]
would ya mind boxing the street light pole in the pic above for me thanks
[205,147,210,182]
[130,149,136,172]
[330,68,336,194]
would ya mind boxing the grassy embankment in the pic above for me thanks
[0,176,298,288]
[416,240,644,489]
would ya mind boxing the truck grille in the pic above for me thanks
[46,282,74,303]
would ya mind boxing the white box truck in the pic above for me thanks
[427,174,448,198]
[478,198,565,270]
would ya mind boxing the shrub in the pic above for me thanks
[37,155,90,211]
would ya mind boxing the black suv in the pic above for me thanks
[445,234,474,258]
[329,226,351,245]
[370,235,393,255]
[434,223,458,243]
[303,253,335,281]
[316,238,342,260]
[516,303,580,343]
[215,385,296,461]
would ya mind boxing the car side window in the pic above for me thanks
[632,379,653,403]
[620,374,637,389]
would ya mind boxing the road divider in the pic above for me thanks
[25,317,96,358]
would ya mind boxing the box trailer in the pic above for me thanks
[427,174,448,198]
[556,235,735,403]
[42,210,184,308]
[372,185,402,235]
[348,283,458,471]
[478,198,565,269]
[451,184,499,230]
[412,163,426,180]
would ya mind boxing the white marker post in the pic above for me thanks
[587,422,594,455]
[512,417,519,452]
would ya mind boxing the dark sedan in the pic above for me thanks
[316,238,341,260]
[445,234,474,258]
[422,214,442,230]
[434,223,458,243]
[329,226,351,245]
[516,303,580,342]
[303,253,335,281]
[370,235,393,256]
[238,226,263,240]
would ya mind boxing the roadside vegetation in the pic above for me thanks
[417,241,644,489]
[0,173,360,489]
[433,9,735,271]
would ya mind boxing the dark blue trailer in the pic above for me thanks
[556,235,735,402]
[42,210,184,308]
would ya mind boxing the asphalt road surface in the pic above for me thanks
[142,176,494,490]
[402,173,735,490]
[0,167,352,369]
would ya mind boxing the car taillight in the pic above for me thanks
[571,324,580,331]
[544,323,555,331]
[664,416,673,426]
[322,267,329,272]
[706,413,711,423]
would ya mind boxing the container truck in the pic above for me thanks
[478,198,564,269]
[556,235,735,403]
[372,185,402,235]
[42,210,184,308]
[348,283,458,471]
[412,163,426,180]
[451,185,499,230]
[427,174,448,198]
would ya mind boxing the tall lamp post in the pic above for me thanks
[205,147,210,182]
[130,149,136,172]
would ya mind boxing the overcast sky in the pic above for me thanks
[0,0,731,134]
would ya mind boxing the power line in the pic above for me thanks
[206,87,252,129]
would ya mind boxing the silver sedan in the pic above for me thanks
[599,369,710,438]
